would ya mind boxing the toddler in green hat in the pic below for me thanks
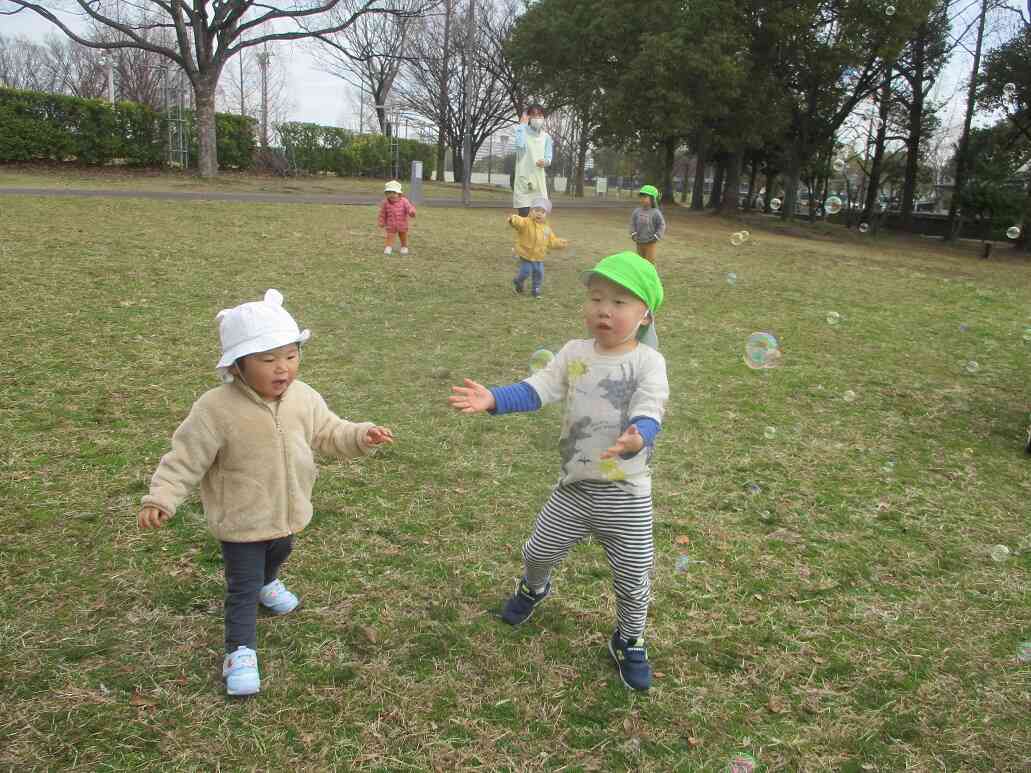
[631,184,666,264]
[448,251,669,692]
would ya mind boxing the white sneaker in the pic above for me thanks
[259,578,299,615]
[223,646,260,696]
[384,246,393,255]
[400,247,409,255]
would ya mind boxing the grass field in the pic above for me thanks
[1,176,1030,771]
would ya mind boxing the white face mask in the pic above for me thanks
[529,118,544,130]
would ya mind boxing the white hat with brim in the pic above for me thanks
[215,289,311,381]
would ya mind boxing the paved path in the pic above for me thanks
[0,186,628,208]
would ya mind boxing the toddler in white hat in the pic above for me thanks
[378,179,417,255]
[137,289,394,697]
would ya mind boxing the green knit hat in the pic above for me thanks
[582,251,664,314]
[638,184,660,205]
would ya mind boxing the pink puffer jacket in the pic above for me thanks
[377,196,416,233]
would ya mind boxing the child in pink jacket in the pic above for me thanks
[378,180,417,255]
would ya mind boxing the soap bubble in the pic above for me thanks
[745,482,762,496]
[832,159,846,173]
[744,332,782,369]
[764,426,776,440]
[528,348,554,374]
[1023,328,1031,343]
[826,311,841,325]
[882,460,896,474]
[1007,226,1022,240]
[770,198,782,212]
[990,544,1010,562]
[728,754,758,773]
[858,222,870,233]
[824,196,843,215]
[1017,642,1031,664]
[965,360,980,374]
[726,272,738,286]
[740,230,750,240]
[730,232,745,247]
[843,389,857,402]
[674,555,693,573]
[959,323,969,333]
[885,5,896,16]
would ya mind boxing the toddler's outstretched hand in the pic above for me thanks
[365,426,395,446]
[448,379,495,414]
[558,238,569,248]
[138,506,170,529]
[600,424,644,459]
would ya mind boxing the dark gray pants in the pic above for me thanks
[221,536,293,653]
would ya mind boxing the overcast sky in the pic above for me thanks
[2,1,1026,136]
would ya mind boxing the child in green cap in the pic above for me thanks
[631,184,666,264]
[447,251,669,692]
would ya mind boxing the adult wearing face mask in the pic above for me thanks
[513,104,553,216]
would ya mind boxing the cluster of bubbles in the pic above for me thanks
[1007,225,1022,240]
[744,332,782,369]
[824,196,843,216]
[528,348,554,374]
[730,230,751,247]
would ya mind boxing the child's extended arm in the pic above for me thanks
[138,409,223,528]
[311,394,393,457]
[508,213,527,230]
[406,198,416,218]
[448,379,543,415]
[548,230,568,250]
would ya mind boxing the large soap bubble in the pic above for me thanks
[744,332,782,370]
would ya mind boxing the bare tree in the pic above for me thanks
[218,45,294,144]
[310,0,419,134]
[396,0,517,182]
[0,35,61,92]
[0,0,428,176]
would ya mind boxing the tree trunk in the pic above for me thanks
[782,143,802,221]
[435,0,452,182]
[863,67,892,223]
[720,149,742,213]
[194,77,219,178]
[763,172,778,213]
[452,148,464,186]
[946,0,988,241]
[746,156,758,210]
[708,157,725,209]
[900,25,927,231]
[575,130,588,197]
[691,132,707,210]
[661,136,676,204]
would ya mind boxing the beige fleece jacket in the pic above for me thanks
[141,379,375,543]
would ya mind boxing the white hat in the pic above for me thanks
[215,289,311,381]
[384,180,403,194]
[530,196,552,213]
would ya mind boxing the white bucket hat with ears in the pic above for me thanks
[384,180,403,194]
[215,289,311,382]
[530,196,552,214]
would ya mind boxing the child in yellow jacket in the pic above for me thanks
[509,196,568,299]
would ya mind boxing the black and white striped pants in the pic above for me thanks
[522,480,654,639]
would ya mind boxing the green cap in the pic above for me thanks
[582,251,664,314]
[638,184,660,204]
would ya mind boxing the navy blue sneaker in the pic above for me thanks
[501,578,551,625]
[609,630,652,691]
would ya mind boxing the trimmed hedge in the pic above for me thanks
[278,121,436,179]
[0,86,255,169]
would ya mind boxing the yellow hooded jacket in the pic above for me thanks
[509,214,567,262]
